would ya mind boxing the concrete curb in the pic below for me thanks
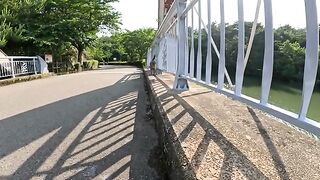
[143,70,197,180]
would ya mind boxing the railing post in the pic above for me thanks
[218,0,226,89]
[10,58,15,78]
[173,0,189,90]
[235,0,245,96]
[33,57,37,75]
[189,8,195,78]
[260,0,274,105]
[184,15,189,76]
[299,0,319,120]
[205,0,212,84]
[196,0,202,81]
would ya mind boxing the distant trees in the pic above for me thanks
[87,28,156,63]
[189,22,311,84]
[0,0,120,67]
[121,28,156,62]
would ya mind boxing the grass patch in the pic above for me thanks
[107,61,128,65]
[0,73,53,87]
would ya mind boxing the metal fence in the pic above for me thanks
[0,57,39,79]
[150,0,320,137]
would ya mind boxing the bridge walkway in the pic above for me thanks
[147,72,320,179]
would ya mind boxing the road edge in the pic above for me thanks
[142,69,197,180]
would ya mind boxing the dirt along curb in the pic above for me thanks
[0,73,54,87]
[143,69,197,180]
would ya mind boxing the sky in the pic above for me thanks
[112,0,320,31]
[112,0,158,31]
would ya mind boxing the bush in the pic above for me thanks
[83,60,99,70]
[74,62,81,71]
[129,59,146,68]
[83,61,89,69]
[92,60,99,69]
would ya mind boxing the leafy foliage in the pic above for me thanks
[86,28,156,63]
[0,0,120,65]
[190,22,310,84]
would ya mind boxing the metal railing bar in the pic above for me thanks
[165,18,178,34]
[235,0,245,96]
[157,0,179,37]
[193,7,233,87]
[243,0,262,71]
[181,0,200,18]
[196,0,202,81]
[190,8,195,78]
[218,0,226,89]
[205,0,212,84]
[298,0,319,120]
[0,56,37,59]
[260,0,274,105]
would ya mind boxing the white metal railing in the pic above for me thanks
[0,56,39,79]
[150,0,320,137]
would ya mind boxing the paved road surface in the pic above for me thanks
[0,66,160,179]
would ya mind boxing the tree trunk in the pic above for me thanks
[77,48,83,71]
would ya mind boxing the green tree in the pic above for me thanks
[121,28,156,62]
[0,0,28,47]
[31,0,120,64]
[1,0,120,66]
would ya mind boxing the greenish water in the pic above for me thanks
[241,77,320,122]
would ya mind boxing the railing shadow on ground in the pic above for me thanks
[247,107,289,180]
[0,72,158,179]
[152,75,289,179]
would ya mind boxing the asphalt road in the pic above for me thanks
[0,66,160,179]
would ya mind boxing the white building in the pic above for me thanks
[0,49,7,58]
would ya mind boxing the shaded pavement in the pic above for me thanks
[0,66,160,179]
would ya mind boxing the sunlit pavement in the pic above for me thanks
[0,66,159,179]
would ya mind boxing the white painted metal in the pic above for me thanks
[10,58,15,78]
[33,58,37,75]
[181,0,200,17]
[205,0,212,84]
[152,0,320,137]
[217,0,225,89]
[169,37,178,73]
[165,19,178,34]
[185,15,189,75]
[174,0,189,90]
[196,0,202,81]
[0,58,38,78]
[190,8,195,78]
[147,48,152,69]
[156,0,178,37]
[260,0,274,105]
[0,56,37,59]
[186,76,320,138]
[299,0,319,120]
[243,0,262,70]
[235,0,245,96]
[157,38,165,71]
